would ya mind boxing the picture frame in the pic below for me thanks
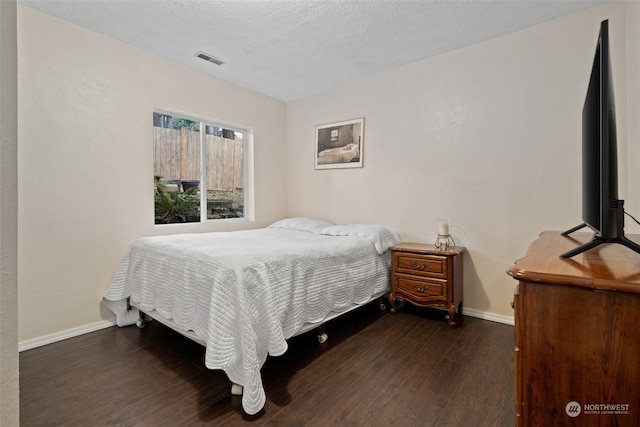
[314,118,364,169]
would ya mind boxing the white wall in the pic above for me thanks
[17,7,288,344]
[1,0,19,424]
[626,1,640,233]
[285,2,634,322]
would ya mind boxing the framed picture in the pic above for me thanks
[315,118,364,169]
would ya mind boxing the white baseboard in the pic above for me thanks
[18,307,513,352]
[19,320,116,352]
[463,307,515,326]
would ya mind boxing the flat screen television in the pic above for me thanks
[561,19,640,258]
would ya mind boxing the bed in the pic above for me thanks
[102,217,400,415]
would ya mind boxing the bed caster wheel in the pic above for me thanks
[379,302,387,311]
[231,383,243,396]
[317,333,328,344]
[136,319,145,328]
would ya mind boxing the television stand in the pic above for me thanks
[508,231,640,426]
[560,222,640,258]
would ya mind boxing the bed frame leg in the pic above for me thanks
[317,324,328,344]
[136,311,146,329]
[231,383,243,396]
[378,297,387,311]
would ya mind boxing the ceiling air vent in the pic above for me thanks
[195,51,224,66]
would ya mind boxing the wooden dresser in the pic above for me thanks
[389,242,465,327]
[507,231,640,427]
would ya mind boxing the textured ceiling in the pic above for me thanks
[19,0,606,102]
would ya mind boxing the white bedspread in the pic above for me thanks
[103,220,399,414]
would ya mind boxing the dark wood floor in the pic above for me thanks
[20,303,515,426]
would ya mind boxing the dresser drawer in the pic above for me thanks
[395,274,446,300]
[395,254,447,278]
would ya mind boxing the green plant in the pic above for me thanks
[154,187,198,224]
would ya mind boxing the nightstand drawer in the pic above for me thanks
[395,254,447,278]
[396,274,445,299]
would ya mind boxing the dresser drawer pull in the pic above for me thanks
[410,261,429,270]
[411,284,429,293]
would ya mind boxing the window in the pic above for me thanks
[153,111,246,224]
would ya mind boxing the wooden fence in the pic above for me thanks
[153,127,243,192]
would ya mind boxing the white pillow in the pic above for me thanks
[319,224,401,254]
[268,217,334,233]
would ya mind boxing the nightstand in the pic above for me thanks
[388,242,465,327]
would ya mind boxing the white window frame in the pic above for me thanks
[154,109,254,224]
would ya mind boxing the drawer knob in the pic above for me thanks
[410,261,429,270]
[411,284,429,293]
